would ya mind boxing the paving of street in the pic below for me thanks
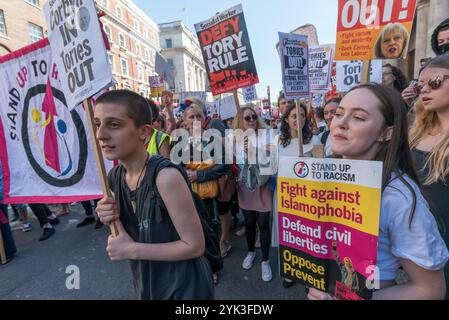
[0,204,306,300]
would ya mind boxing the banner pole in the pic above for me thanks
[83,99,118,237]
[361,60,371,84]
[295,99,304,157]
[233,90,241,112]
[0,227,6,264]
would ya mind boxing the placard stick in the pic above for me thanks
[361,60,371,84]
[0,228,6,264]
[83,99,118,237]
[233,90,241,112]
[295,99,304,157]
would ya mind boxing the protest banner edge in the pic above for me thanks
[83,99,118,237]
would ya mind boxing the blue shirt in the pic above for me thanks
[377,174,449,280]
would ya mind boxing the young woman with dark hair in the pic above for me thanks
[308,84,448,300]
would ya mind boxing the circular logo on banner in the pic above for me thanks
[21,84,88,187]
[294,161,309,178]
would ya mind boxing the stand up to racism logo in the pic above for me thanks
[0,39,106,203]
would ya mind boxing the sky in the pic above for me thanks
[134,0,338,101]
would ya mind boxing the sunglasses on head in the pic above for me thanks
[244,114,257,122]
[417,75,449,93]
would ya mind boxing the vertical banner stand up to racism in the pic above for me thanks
[84,99,118,237]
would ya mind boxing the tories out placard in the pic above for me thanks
[278,32,309,99]
[44,0,113,110]
[334,0,417,61]
[336,60,382,92]
[195,5,259,96]
[277,157,382,300]
[243,85,257,103]
[309,45,335,93]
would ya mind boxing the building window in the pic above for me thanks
[120,58,128,76]
[136,44,141,57]
[104,25,111,41]
[115,6,122,20]
[167,58,174,68]
[143,28,148,39]
[119,33,126,48]
[28,22,43,43]
[108,53,114,72]
[133,19,139,32]
[166,38,172,48]
[145,49,150,61]
[151,33,156,44]
[0,10,6,37]
[137,66,144,82]
[99,0,108,8]
[25,0,39,5]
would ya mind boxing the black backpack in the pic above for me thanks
[114,156,223,273]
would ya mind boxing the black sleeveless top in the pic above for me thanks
[108,161,214,300]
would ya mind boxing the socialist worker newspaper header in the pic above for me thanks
[195,4,259,96]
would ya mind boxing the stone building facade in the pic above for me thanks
[0,0,160,97]
[158,20,206,92]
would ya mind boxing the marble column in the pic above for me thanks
[414,0,430,78]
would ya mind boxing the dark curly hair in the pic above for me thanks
[384,63,408,92]
[280,103,312,148]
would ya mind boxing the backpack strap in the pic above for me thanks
[155,131,164,154]
[146,156,191,223]
[321,130,330,145]
[107,165,123,195]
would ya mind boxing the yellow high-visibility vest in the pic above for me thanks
[147,129,171,156]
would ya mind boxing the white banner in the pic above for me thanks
[44,0,113,110]
[278,32,309,99]
[176,91,207,104]
[243,85,257,103]
[0,39,112,203]
[219,95,238,120]
[336,60,382,92]
[309,45,335,93]
[149,76,164,88]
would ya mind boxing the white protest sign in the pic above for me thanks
[44,0,113,111]
[243,85,257,103]
[149,76,164,88]
[206,101,219,117]
[309,45,335,93]
[278,32,309,99]
[336,60,382,92]
[219,95,238,120]
[176,91,207,104]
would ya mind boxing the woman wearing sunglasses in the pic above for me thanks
[307,83,448,300]
[410,54,449,299]
[233,106,274,282]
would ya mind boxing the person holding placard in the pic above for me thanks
[180,99,230,285]
[272,103,321,288]
[95,90,214,299]
[308,84,448,300]
[409,55,449,299]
